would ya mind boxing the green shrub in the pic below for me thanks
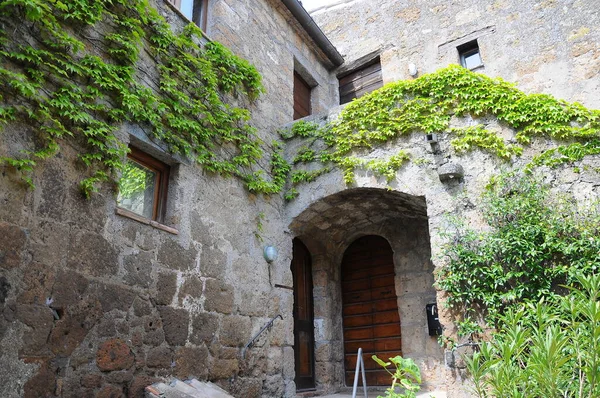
[436,172,600,334]
[465,273,600,398]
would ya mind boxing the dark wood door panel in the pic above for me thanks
[342,266,392,281]
[345,337,402,353]
[339,62,382,86]
[342,274,395,293]
[345,370,394,387]
[344,323,401,341]
[341,235,402,387]
[345,351,403,370]
[343,298,398,316]
[343,310,399,328]
[294,72,311,120]
[292,238,315,391]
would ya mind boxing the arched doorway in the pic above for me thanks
[341,235,402,386]
[291,238,316,391]
[288,188,441,393]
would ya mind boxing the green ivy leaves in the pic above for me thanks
[0,0,267,197]
[283,66,600,194]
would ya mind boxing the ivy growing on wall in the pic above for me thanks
[0,0,292,196]
[1,0,599,202]
[283,65,600,199]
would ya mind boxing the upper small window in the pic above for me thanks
[166,0,209,31]
[117,147,170,223]
[294,72,312,120]
[338,58,383,105]
[458,40,483,70]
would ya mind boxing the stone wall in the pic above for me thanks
[277,3,600,394]
[290,189,442,392]
[311,0,600,109]
[284,111,600,396]
[0,1,337,397]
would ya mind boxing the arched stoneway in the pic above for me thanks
[288,188,442,393]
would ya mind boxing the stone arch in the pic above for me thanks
[288,187,442,393]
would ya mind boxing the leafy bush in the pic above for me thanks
[465,273,600,397]
[436,172,600,334]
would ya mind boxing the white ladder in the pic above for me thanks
[352,347,368,398]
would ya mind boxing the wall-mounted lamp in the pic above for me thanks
[426,133,438,144]
[263,246,278,263]
[408,63,418,77]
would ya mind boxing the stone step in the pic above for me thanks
[184,379,233,398]
[145,378,234,398]
[145,382,197,398]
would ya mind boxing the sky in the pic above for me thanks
[300,0,340,12]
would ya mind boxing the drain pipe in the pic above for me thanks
[281,0,344,68]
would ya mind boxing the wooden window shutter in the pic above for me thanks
[338,58,383,105]
[293,72,311,120]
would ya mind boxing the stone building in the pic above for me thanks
[0,0,598,397]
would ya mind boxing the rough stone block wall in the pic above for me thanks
[311,0,600,109]
[0,1,337,397]
[285,116,600,396]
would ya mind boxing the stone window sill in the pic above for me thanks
[116,207,179,235]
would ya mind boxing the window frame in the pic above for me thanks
[165,0,209,31]
[457,40,483,70]
[118,146,170,224]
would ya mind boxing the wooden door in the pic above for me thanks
[292,238,316,391]
[341,235,402,386]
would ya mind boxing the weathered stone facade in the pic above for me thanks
[0,0,599,397]
[0,1,337,397]
[311,0,600,108]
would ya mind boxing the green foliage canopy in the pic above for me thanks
[0,0,289,197]
[465,273,600,398]
[436,172,600,335]
[283,66,600,198]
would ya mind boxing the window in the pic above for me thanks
[458,40,483,70]
[117,147,170,223]
[166,0,209,31]
[294,72,312,120]
[338,58,383,105]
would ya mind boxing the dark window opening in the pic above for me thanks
[117,147,170,223]
[338,58,383,105]
[294,72,312,120]
[166,0,209,31]
[458,40,483,70]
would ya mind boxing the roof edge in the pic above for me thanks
[281,0,344,68]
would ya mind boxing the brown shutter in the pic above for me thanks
[294,72,311,120]
[339,59,383,105]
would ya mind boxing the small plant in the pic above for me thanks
[372,355,422,398]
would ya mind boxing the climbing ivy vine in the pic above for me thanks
[0,0,292,196]
[1,0,599,203]
[282,65,600,199]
